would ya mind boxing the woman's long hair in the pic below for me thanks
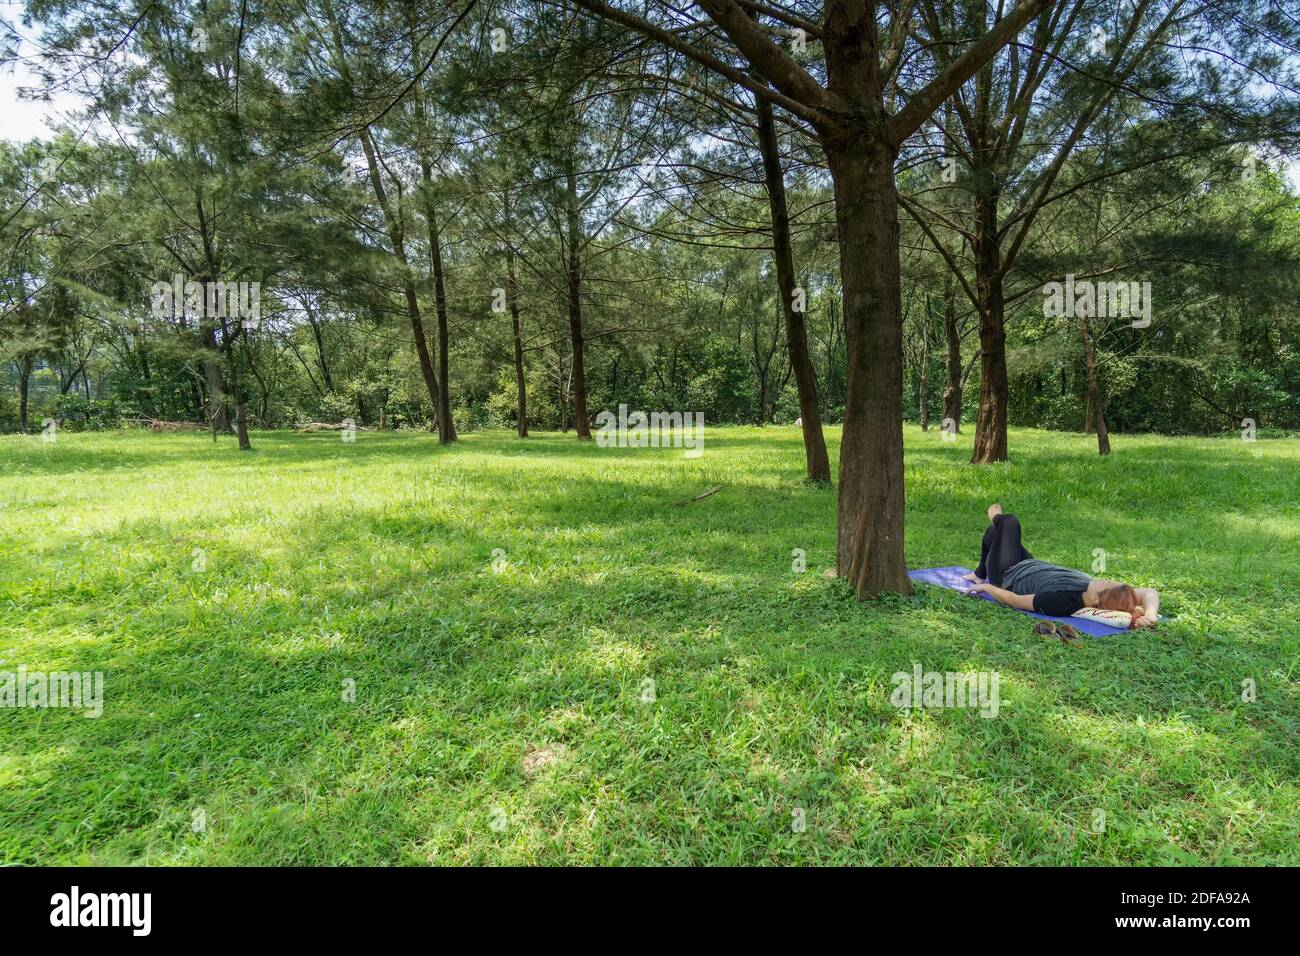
[1096,584,1142,629]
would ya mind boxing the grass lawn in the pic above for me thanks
[0,424,1296,865]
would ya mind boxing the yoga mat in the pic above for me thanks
[907,565,1129,637]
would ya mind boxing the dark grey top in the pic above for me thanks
[1002,559,1092,596]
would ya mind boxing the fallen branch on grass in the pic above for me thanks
[673,485,720,507]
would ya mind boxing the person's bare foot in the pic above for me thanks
[988,503,1003,522]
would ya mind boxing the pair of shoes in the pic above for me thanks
[1033,620,1084,645]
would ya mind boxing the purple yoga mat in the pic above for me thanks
[907,565,1128,637]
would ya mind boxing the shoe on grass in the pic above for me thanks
[1057,623,1084,645]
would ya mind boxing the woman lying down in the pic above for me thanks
[963,504,1160,630]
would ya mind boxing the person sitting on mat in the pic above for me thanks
[961,504,1160,629]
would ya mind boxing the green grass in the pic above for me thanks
[0,424,1296,865]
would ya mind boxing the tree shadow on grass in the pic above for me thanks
[2,429,1297,862]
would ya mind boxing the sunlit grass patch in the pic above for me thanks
[0,425,1296,864]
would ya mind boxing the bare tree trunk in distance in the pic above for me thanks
[420,159,457,443]
[17,355,33,433]
[1080,311,1111,455]
[503,190,528,437]
[918,307,930,431]
[506,238,528,438]
[941,275,962,431]
[564,160,592,439]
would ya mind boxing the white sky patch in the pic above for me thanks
[0,16,90,142]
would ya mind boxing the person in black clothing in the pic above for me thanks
[963,504,1160,628]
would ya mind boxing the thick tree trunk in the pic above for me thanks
[564,162,591,439]
[1080,312,1111,455]
[941,275,962,431]
[970,182,1009,463]
[826,140,912,597]
[420,159,457,444]
[755,94,830,482]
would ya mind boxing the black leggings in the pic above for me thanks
[976,514,1033,586]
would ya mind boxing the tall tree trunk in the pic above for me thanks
[404,0,455,442]
[970,178,1009,463]
[222,330,251,451]
[506,236,528,438]
[1080,312,1111,455]
[305,303,334,392]
[357,127,443,430]
[326,0,442,431]
[918,312,930,431]
[755,93,831,482]
[420,159,457,443]
[564,160,592,439]
[558,352,569,433]
[941,274,962,431]
[826,139,911,597]
[815,0,911,598]
[17,355,32,433]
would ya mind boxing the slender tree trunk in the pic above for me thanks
[138,343,154,417]
[564,160,591,439]
[404,0,455,442]
[506,237,528,438]
[826,139,912,597]
[970,180,1009,463]
[1080,312,1111,455]
[941,274,962,432]
[420,159,456,443]
[305,305,334,392]
[755,94,830,482]
[222,331,251,451]
[558,353,569,433]
[357,127,442,430]
[17,355,32,433]
[918,315,930,431]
